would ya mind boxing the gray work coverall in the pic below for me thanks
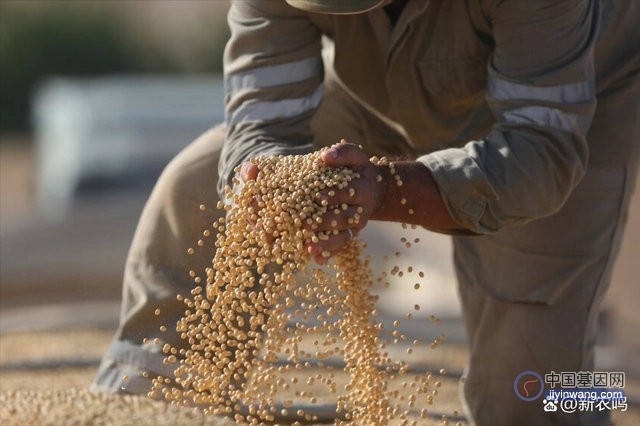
[93,1,639,424]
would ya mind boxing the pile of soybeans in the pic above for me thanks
[147,146,445,425]
[0,389,232,425]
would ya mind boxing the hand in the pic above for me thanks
[306,142,387,264]
[237,143,388,265]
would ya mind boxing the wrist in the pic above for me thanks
[370,163,393,221]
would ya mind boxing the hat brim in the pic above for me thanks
[285,0,385,15]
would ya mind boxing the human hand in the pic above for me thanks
[306,142,387,264]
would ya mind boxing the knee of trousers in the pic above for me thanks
[124,124,227,323]
[128,124,227,275]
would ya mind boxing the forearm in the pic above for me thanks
[371,161,461,232]
[219,0,322,198]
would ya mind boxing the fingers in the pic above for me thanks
[316,178,373,208]
[307,229,353,265]
[303,199,364,265]
[320,142,369,168]
[303,205,364,233]
[240,161,259,182]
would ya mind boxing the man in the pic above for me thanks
[93,0,639,424]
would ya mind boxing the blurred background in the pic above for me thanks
[1,0,229,321]
[0,0,639,422]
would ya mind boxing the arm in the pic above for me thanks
[419,0,599,233]
[319,146,459,231]
[303,143,459,264]
[370,161,458,231]
[217,0,322,198]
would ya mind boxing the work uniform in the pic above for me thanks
[93,1,639,424]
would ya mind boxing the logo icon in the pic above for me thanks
[514,370,544,401]
[543,398,558,412]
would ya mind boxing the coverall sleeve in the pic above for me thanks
[217,0,323,197]
[418,0,599,234]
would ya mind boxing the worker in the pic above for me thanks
[93,1,639,424]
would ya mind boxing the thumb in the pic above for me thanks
[239,161,259,182]
[320,141,369,168]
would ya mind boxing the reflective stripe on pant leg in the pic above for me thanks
[90,340,175,395]
[454,161,638,426]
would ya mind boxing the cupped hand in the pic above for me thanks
[238,144,388,265]
[306,142,387,264]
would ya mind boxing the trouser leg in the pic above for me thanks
[454,162,638,426]
[92,126,225,394]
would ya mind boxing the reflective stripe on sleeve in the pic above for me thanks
[227,84,323,126]
[225,56,322,94]
[502,106,580,133]
[488,76,594,104]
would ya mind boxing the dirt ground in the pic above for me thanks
[0,329,469,425]
[1,329,640,425]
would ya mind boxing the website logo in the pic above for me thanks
[515,370,628,413]
[514,370,544,401]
